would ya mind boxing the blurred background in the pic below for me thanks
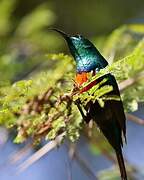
[0,0,144,180]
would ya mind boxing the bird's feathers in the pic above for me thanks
[52,28,127,180]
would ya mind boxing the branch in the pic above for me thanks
[10,143,32,164]
[73,149,98,180]
[18,133,64,172]
[119,71,144,92]
[126,113,144,125]
[67,143,97,180]
[83,129,117,164]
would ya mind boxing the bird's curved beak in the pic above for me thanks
[49,28,77,61]
[49,28,69,40]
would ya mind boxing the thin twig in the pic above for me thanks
[73,150,98,180]
[10,143,32,164]
[18,133,64,172]
[119,71,144,91]
[66,143,97,180]
[0,143,32,171]
[83,130,116,164]
[65,155,73,180]
[126,113,144,125]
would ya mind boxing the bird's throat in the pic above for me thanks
[75,72,88,86]
[75,71,97,93]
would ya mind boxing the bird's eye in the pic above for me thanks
[78,35,82,38]
[73,34,82,39]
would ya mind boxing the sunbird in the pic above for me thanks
[52,28,127,180]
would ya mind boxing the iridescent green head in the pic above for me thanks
[51,28,108,73]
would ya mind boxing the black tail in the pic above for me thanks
[116,149,127,180]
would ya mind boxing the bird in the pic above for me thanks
[51,28,127,180]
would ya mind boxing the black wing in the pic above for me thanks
[85,73,126,150]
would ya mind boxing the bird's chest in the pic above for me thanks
[75,71,97,93]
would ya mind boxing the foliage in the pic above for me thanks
[0,22,144,146]
[0,0,62,82]
[0,1,144,180]
[0,4,144,178]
